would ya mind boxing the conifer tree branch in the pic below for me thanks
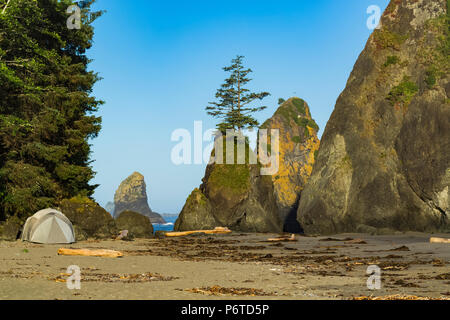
[1,0,11,14]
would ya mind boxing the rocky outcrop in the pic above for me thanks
[261,98,320,232]
[115,211,154,238]
[113,172,165,224]
[175,98,320,233]
[298,0,449,234]
[60,197,118,240]
[175,148,281,233]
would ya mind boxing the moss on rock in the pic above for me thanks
[60,197,118,240]
[387,76,418,106]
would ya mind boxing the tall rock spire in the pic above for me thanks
[113,172,165,224]
[298,0,449,234]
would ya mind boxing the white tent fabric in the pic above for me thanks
[21,209,75,244]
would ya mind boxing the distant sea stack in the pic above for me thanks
[175,97,320,233]
[298,0,449,234]
[113,172,166,224]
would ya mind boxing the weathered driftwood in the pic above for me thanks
[57,248,124,258]
[345,239,367,245]
[165,227,231,237]
[430,237,450,244]
[267,234,297,242]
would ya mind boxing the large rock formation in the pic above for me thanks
[113,172,165,224]
[60,197,118,240]
[298,0,449,234]
[175,98,320,233]
[261,98,320,232]
[115,211,154,238]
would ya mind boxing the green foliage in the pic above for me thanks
[187,188,207,207]
[292,98,306,115]
[304,127,310,138]
[0,0,103,223]
[292,136,302,144]
[275,98,319,132]
[314,150,319,160]
[387,77,418,106]
[373,29,408,50]
[206,55,270,132]
[422,9,449,86]
[383,55,400,67]
[209,163,251,194]
[278,98,285,105]
[425,67,437,88]
[209,137,252,193]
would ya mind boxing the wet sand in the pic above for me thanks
[0,232,449,300]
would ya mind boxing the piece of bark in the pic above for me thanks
[57,248,124,258]
[430,237,450,244]
[165,227,231,237]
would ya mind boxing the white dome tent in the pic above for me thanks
[21,209,75,244]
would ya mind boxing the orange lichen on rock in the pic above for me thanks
[261,98,320,210]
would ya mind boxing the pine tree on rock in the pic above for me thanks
[206,56,270,133]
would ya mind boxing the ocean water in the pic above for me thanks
[153,215,178,232]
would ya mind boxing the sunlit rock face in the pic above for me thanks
[113,172,165,224]
[175,97,320,233]
[298,0,449,235]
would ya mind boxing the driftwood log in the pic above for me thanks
[57,248,124,258]
[430,237,450,244]
[267,234,297,242]
[165,227,231,237]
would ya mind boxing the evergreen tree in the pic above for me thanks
[206,55,270,133]
[0,0,103,222]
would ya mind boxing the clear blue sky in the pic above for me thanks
[88,0,389,214]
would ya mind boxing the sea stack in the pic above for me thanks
[113,172,165,224]
[298,0,449,234]
[261,98,320,232]
[175,98,320,233]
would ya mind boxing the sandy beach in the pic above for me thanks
[0,232,449,300]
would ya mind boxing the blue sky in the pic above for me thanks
[88,0,390,214]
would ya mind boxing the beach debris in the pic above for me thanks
[165,227,231,237]
[431,258,445,266]
[185,285,274,296]
[344,239,367,245]
[52,272,176,283]
[267,234,297,242]
[57,248,124,258]
[430,237,450,244]
[319,237,354,242]
[387,245,410,251]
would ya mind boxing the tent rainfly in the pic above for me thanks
[21,209,75,244]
